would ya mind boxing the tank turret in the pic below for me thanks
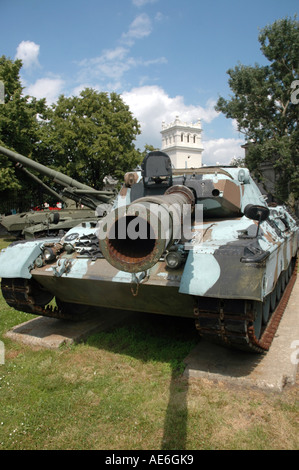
[99,151,270,273]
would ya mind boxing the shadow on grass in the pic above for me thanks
[86,311,198,450]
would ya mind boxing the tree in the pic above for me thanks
[216,16,299,203]
[38,88,142,189]
[0,56,47,192]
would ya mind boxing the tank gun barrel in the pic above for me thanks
[66,189,115,195]
[99,185,195,273]
[15,163,67,203]
[0,145,114,208]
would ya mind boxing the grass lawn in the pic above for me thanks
[0,236,298,450]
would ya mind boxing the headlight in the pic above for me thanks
[43,247,56,262]
[165,251,183,269]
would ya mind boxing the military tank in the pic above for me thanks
[0,145,115,238]
[0,151,297,353]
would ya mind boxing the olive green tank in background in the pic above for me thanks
[0,145,115,238]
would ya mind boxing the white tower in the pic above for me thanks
[161,116,203,169]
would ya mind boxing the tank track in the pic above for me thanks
[194,256,298,353]
[1,278,78,320]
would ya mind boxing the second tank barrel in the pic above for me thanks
[0,145,94,191]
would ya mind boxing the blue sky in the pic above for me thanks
[1,0,298,164]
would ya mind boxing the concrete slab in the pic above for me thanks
[5,309,134,350]
[183,277,299,392]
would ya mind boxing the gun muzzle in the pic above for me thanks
[99,185,195,273]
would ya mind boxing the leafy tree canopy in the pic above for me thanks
[0,57,144,209]
[0,56,47,191]
[216,16,299,202]
[38,88,142,189]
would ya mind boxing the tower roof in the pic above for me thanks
[161,116,202,133]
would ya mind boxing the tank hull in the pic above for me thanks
[0,155,298,353]
[1,209,97,238]
[31,262,195,317]
[26,214,297,313]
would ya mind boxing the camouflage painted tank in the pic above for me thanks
[0,151,298,353]
[0,145,114,238]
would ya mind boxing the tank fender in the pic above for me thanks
[0,240,52,279]
[179,249,221,296]
[179,246,266,301]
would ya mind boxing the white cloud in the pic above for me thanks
[122,85,219,148]
[26,77,65,103]
[142,57,167,67]
[155,12,165,22]
[77,47,136,90]
[202,138,245,166]
[232,118,240,133]
[79,47,135,81]
[15,41,40,69]
[132,0,158,8]
[76,10,164,90]
[122,13,152,45]
[122,85,244,164]
[77,46,166,91]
